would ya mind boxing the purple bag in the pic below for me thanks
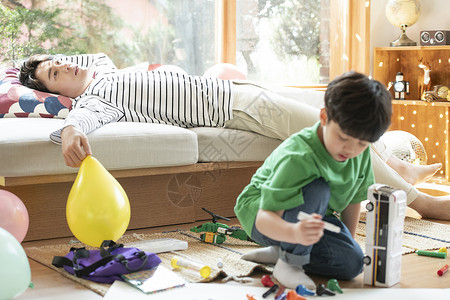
[52,240,162,283]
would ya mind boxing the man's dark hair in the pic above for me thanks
[19,54,55,92]
[324,71,392,143]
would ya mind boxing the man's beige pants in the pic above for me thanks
[225,82,418,204]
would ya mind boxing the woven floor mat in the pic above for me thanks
[25,229,271,296]
[25,216,450,296]
[356,212,450,254]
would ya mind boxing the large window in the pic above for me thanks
[235,0,329,85]
[106,0,217,75]
[1,0,368,85]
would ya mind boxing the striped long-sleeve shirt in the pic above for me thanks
[50,53,234,143]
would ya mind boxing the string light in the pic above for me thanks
[393,100,449,179]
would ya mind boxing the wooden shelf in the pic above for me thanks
[375,46,450,51]
[392,100,450,107]
[374,46,450,101]
[374,46,450,181]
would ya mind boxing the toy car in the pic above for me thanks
[363,184,407,287]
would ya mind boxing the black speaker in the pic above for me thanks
[420,30,450,46]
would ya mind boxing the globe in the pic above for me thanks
[382,130,427,165]
[385,0,421,28]
[385,0,421,46]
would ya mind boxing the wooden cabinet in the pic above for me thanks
[373,46,450,181]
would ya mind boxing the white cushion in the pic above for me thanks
[0,119,198,176]
[191,127,281,162]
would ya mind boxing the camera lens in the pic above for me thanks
[421,32,430,43]
[435,31,444,43]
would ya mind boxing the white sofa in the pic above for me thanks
[0,87,325,241]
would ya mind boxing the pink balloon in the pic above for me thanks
[0,190,29,243]
[203,63,247,80]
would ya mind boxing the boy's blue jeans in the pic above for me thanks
[250,178,364,280]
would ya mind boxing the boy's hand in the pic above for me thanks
[293,213,325,245]
[61,126,92,167]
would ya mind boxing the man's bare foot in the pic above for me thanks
[409,191,450,220]
[386,155,442,185]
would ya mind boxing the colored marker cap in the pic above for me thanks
[327,278,343,293]
[438,247,447,254]
[437,264,449,276]
[261,275,275,287]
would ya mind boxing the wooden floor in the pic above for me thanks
[16,208,450,299]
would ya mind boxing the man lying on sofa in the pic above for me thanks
[18,53,449,220]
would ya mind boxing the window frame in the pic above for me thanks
[217,0,370,86]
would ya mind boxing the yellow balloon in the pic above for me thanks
[67,155,130,247]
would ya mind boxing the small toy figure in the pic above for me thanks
[388,72,410,100]
[418,58,432,100]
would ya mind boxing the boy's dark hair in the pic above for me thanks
[324,71,392,143]
[19,54,55,92]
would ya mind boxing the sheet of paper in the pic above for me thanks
[104,281,450,300]
[104,281,268,300]
[121,265,185,294]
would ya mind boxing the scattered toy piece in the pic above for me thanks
[275,285,286,298]
[217,258,223,268]
[286,290,307,300]
[316,283,336,296]
[263,284,279,298]
[221,275,253,283]
[261,275,275,287]
[326,279,343,294]
[170,257,211,278]
[437,247,447,254]
[275,293,287,300]
[246,293,257,300]
[416,250,447,259]
[295,284,315,296]
[437,264,449,276]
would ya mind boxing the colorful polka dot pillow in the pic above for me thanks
[0,67,73,119]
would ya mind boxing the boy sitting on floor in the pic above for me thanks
[234,71,392,289]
